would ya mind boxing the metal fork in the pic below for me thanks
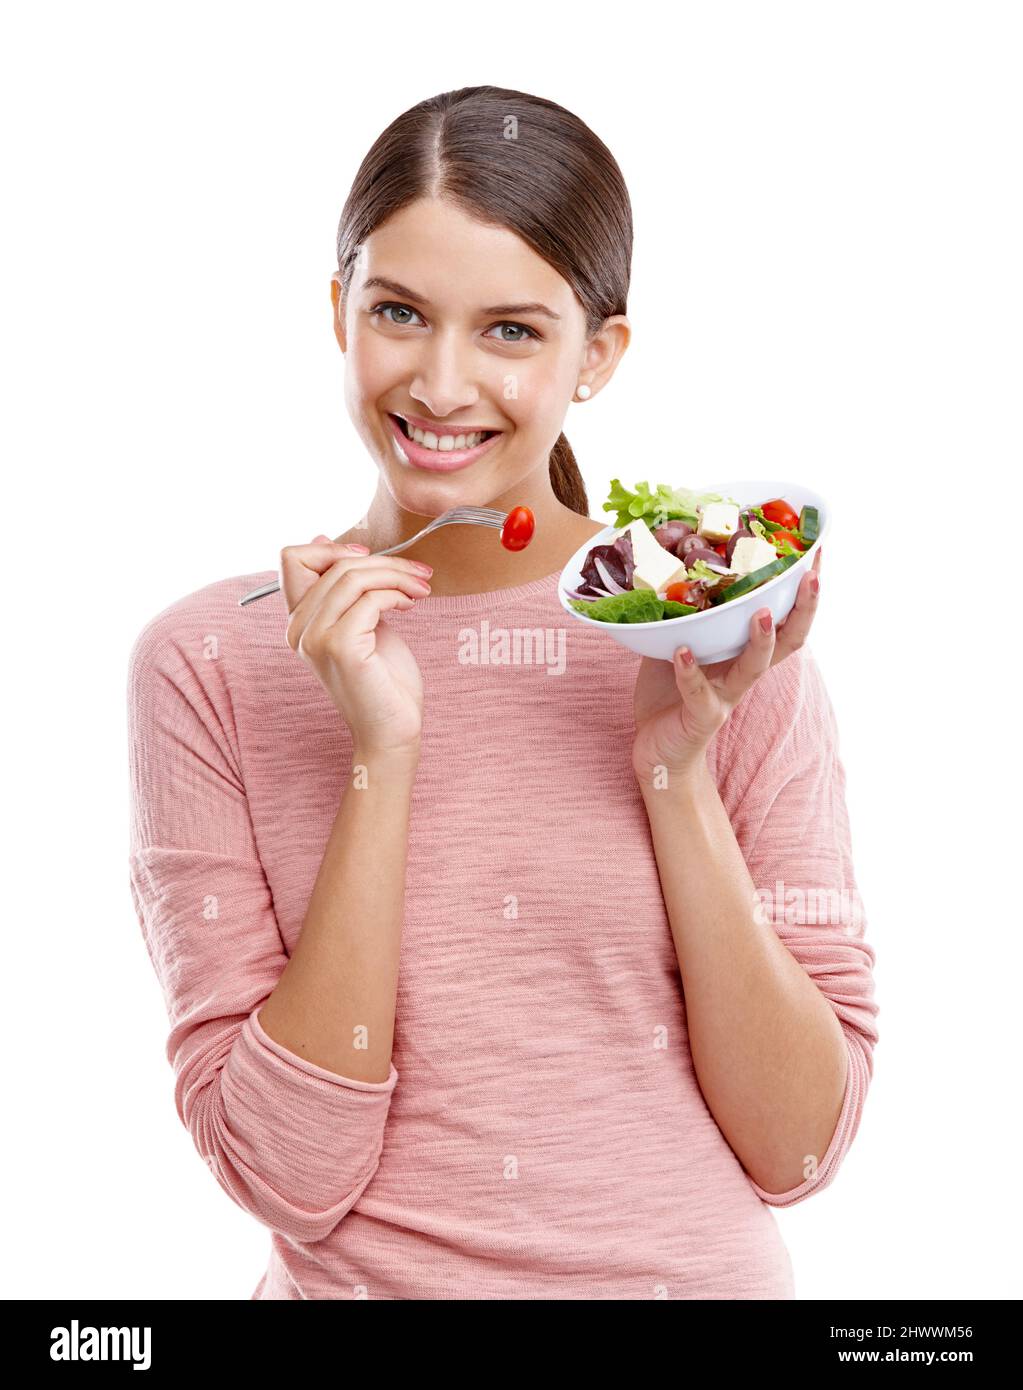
[237,506,508,605]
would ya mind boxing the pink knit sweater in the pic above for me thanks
[126,566,878,1300]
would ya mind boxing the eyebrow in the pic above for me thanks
[360,276,562,321]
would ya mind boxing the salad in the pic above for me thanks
[565,480,819,623]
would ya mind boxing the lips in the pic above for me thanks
[394,413,500,442]
[386,413,503,473]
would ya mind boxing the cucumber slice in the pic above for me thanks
[709,552,801,605]
[798,505,819,544]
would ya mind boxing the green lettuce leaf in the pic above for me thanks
[569,589,662,623]
[748,505,782,533]
[603,479,739,530]
[569,589,697,623]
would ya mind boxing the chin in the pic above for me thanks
[377,465,463,516]
[379,450,506,516]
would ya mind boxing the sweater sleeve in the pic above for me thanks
[714,645,879,1208]
[126,596,398,1244]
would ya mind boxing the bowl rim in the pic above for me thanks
[557,479,830,629]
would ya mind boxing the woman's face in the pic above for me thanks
[332,196,624,517]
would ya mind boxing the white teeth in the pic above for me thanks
[403,420,489,451]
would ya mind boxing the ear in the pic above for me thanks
[330,275,347,354]
[579,314,630,399]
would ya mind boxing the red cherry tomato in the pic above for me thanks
[771,528,806,552]
[665,581,700,604]
[760,498,800,531]
[712,542,729,559]
[500,505,535,551]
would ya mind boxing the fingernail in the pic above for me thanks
[412,562,433,573]
[810,574,820,595]
[759,612,773,633]
[679,647,695,667]
[347,543,371,553]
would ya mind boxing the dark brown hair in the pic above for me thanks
[335,86,633,517]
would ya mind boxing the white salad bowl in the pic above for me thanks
[558,479,829,664]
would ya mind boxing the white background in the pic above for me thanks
[3,0,1020,1300]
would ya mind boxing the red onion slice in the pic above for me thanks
[564,585,612,601]
[593,556,627,594]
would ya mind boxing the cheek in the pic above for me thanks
[495,360,569,430]
[345,332,405,399]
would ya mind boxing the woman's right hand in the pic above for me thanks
[280,537,431,756]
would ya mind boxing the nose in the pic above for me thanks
[408,326,482,420]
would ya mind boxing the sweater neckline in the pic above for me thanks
[407,569,563,614]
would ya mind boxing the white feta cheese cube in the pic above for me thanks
[697,502,740,543]
[625,519,689,594]
[728,535,779,576]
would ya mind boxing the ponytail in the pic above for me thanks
[548,433,590,516]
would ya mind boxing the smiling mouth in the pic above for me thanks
[391,414,500,450]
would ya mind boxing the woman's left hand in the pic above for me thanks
[632,548,822,788]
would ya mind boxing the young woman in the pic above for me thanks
[127,85,878,1300]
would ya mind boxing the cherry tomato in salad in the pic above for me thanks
[712,542,729,559]
[665,581,701,604]
[500,505,535,551]
[771,528,806,552]
[760,498,800,531]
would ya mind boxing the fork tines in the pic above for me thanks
[444,506,505,526]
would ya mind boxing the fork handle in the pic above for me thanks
[238,580,282,606]
[237,514,489,605]
[238,535,422,605]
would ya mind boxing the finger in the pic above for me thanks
[284,548,428,632]
[671,644,726,737]
[771,565,819,665]
[280,540,370,612]
[316,586,420,662]
[719,607,777,704]
[291,564,430,650]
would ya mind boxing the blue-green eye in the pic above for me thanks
[369,302,539,342]
[370,302,424,327]
[483,322,539,342]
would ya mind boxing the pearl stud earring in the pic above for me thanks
[575,384,591,400]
